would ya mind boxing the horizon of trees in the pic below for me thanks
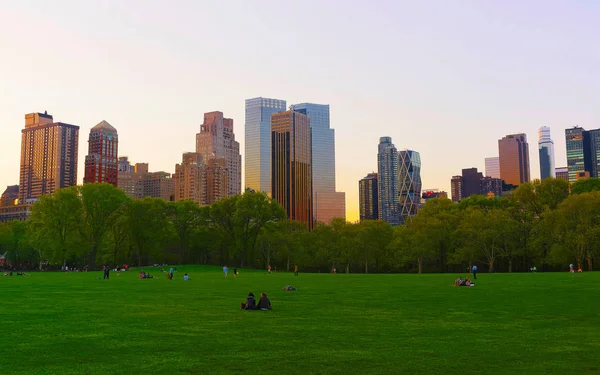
[1,177,599,273]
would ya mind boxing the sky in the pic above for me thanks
[1,0,599,222]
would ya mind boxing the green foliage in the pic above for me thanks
[571,177,600,194]
[8,177,599,273]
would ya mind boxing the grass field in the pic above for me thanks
[2,266,599,374]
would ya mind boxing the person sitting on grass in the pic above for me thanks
[257,293,272,310]
[464,276,474,286]
[454,276,464,286]
[184,273,189,280]
[241,292,257,310]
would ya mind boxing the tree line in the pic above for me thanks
[1,177,599,273]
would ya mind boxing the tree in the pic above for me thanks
[207,195,239,264]
[546,192,600,270]
[234,191,286,267]
[512,178,570,217]
[80,183,130,268]
[167,200,203,263]
[355,220,393,273]
[571,178,600,195]
[456,208,514,272]
[125,197,172,266]
[29,187,84,267]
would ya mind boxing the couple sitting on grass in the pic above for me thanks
[241,292,272,310]
[455,276,475,287]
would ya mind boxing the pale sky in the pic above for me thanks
[1,0,599,222]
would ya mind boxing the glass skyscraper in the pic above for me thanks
[245,97,286,194]
[565,127,589,182]
[498,133,530,186]
[538,126,555,180]
[290,103,345,224]
[377,137,399,226]
[398,150,422,224]
[271,110,313,231]
[565,126,600,182]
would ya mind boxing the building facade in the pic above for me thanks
[377,137,399,225]
[271,110,313,230]
[398,150,422,224]
[461,168,484,198]
[290,103,345,224]
[245,97,287,194]
[84,120,118,186]
[173,153,229,206]
[19,112,79,202]
[359,173,378,221]
[555,167,569,181]
[498,133,530,186]
[196,111,241,196]
[538,126,555,180]
[480,176,503,197]
[485,157,500,178]
[143,172,175,202]
[565,126,600,182]
[1,186,19,207]
[450,176,463,202]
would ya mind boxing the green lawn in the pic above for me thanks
[1,267,599,374]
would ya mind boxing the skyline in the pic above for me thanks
[2,1,600,221]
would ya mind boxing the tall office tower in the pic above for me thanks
[450,175,463,202]
[19,112,79,202]
[271,110,313,230]
[565,127,590,182]
[462,168,484,198]
[498,133,530,186]
[245,97,287,194]
[565,126,600,182]
[538,126,555,180]
[83,121,119,186]
[485,157,500,178]
[359,173,378,221]
[555,167,569,181]
[377,137,399,226]
[196,111,241,196]
[290,103,345,224]
[398,150,422,224]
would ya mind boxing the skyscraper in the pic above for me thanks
[84,120,118,186]
[196,111,241,196]
[398,150,422,224]
[19,112,79,202]
[245,97,287,194]
[450,175,463,202]
[359,173,378,221]
[498,133,530,186]
[538,126,555,180]
[484,157,500,178]
[377,137,399,226]
[271,110,313,230]
[290,103,345,223]
[461,168,483,198]
[565,126,600,182]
